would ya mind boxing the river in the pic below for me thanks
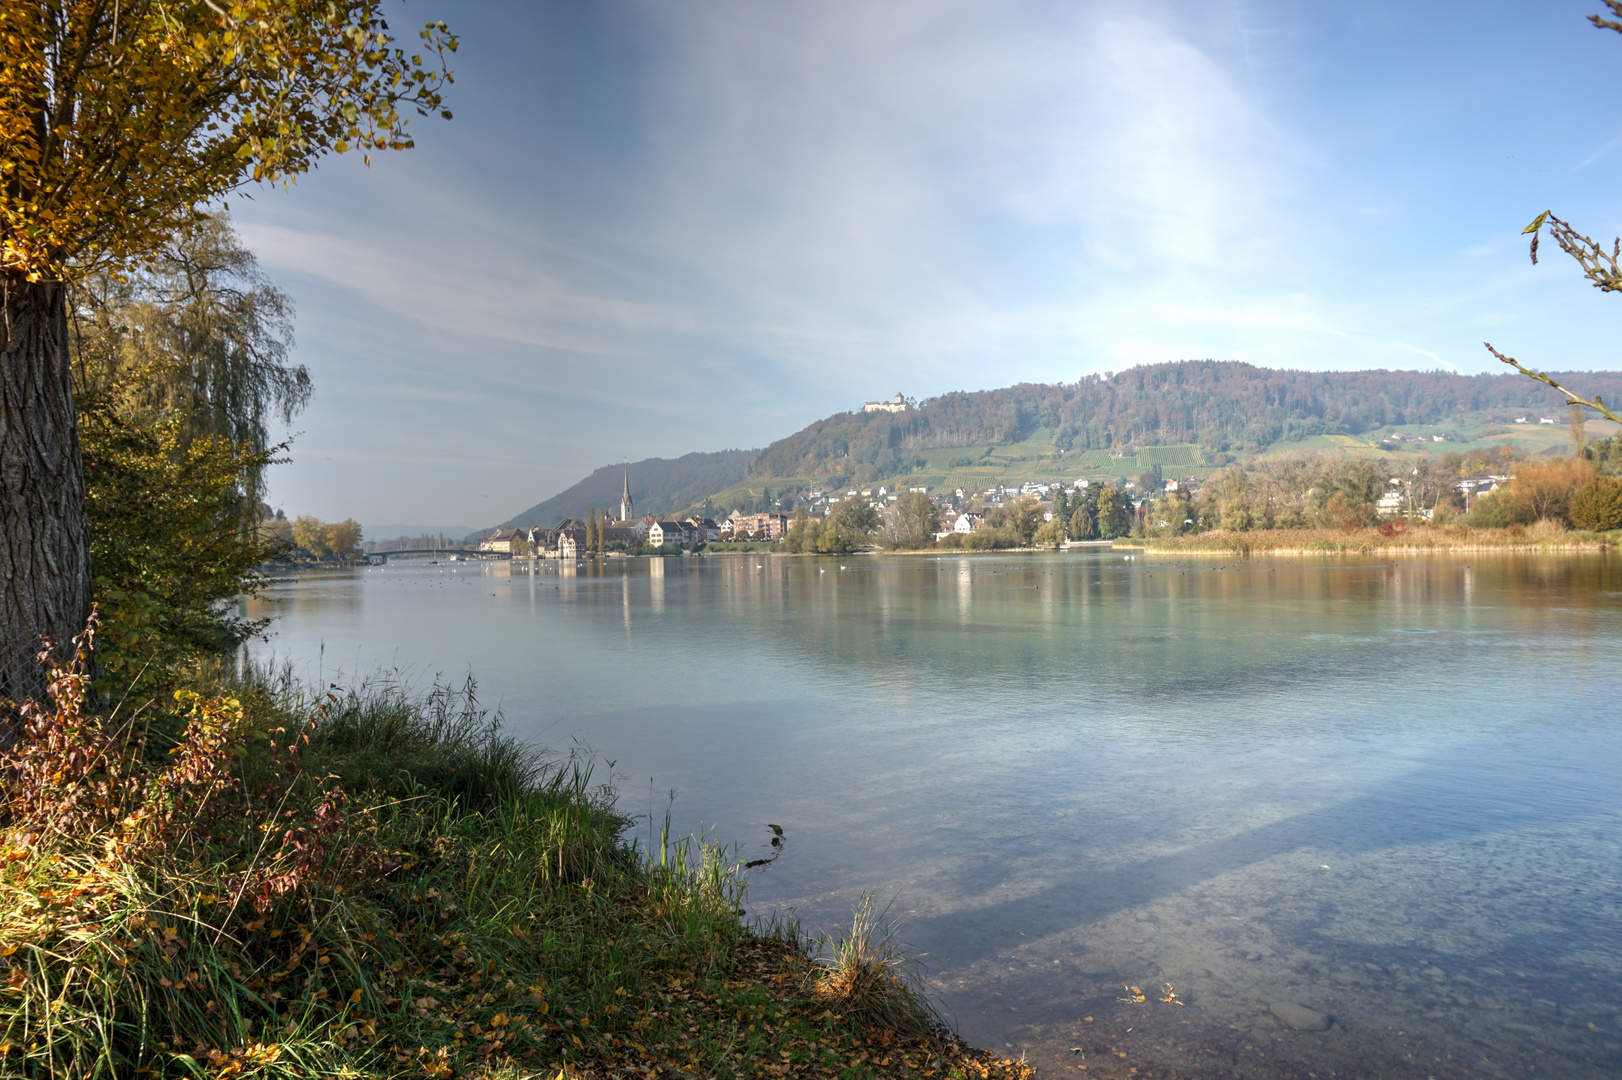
[246,550,1622,1078]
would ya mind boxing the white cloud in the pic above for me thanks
[623,1,1317,388]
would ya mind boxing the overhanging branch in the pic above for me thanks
[1484,342,1622,425]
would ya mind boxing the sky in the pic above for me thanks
[231,0,1622,533]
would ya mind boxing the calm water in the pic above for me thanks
[247,552,1622,1078]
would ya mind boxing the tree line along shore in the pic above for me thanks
[505,440,1622,560]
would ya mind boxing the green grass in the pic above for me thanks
[1,657,1031,1080]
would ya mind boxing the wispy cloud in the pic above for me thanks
[627,1,1308,385]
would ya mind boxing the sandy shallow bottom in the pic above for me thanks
[927,829,1622,1079]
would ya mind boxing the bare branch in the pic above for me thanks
[1591,0,1622,33]
[1522,211,1622,292]
[1484,342,1622,425]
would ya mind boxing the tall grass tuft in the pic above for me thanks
[236,663,545,806]
[810,892,940,1039]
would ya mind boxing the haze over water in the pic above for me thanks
[248,551,1622,1078]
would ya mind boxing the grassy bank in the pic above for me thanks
[0,648,1029,1079]
[1119,524,1619,555]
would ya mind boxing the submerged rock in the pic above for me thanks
[1270,1001,1331,1030]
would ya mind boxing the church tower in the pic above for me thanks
[619,461,634,521]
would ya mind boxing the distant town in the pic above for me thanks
[348,464,1524,563]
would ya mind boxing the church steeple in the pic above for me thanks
[619,460,634,521]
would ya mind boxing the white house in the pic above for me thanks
[647,520,690,546]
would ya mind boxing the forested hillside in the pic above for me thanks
[501,450,754,529]
[746,361,1622,481]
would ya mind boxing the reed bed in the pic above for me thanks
[1122,524,1617,556]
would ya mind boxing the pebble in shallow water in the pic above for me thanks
[1270,1001,1332,1031]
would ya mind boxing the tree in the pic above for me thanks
[1585,435,1622,476]
[1571,476,1622,531]
[881,491,937,550]
[1032,517,1065,547]
[259,516,294,547]
[815,498,879,553]
[1068,502,1098,541]
[1,3,455,702]
[999,494,1045,546]
[291,515,331,557]
[1467,459,1595,527]
[781,506,814,553]
[586,507,598,553]
[1147,489,1193,536]
[326,518,363,556]
[81,405,282,683]
[830,497,880,537]
[1095,486,1130,539]
[70,210,307,502]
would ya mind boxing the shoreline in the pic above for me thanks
[3,665,1036,1079]
[1118,526,1617,556]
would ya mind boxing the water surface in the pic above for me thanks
[247,551,1622,1078]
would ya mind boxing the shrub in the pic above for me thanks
[0,624,396,1076]
[1571,476,1622,531]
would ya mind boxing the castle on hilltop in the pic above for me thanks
[863,392,908,414]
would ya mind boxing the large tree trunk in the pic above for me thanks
[0,276,91,705]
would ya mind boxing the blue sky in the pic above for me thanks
[234,0,1622,532]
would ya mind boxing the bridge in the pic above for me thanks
[364,548,512,565]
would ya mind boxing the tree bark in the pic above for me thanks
[1,276,91,705]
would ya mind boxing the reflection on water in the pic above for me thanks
[248,552,1622,1078]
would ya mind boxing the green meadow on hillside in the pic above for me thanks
[685,417,1618,517]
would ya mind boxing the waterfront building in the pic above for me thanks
[480,526,521,553]
[684,517,721,541]
[647,520,692,546]
[729,513,790,540]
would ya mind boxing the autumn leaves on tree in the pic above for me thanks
[1,2,455,701]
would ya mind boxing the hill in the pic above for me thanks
[687,361,1622,515]
[498,450,754,530]
[746,361,1622,482]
